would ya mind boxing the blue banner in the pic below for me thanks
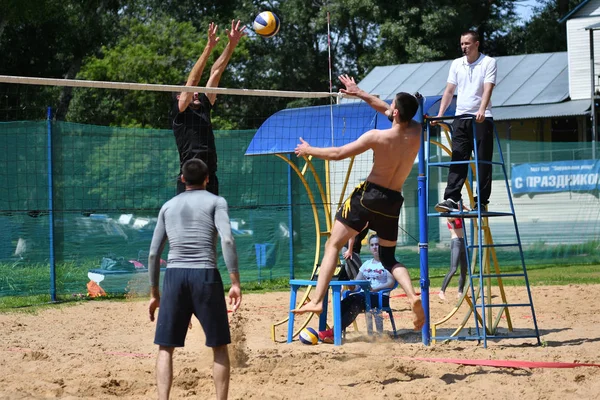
[511,159,600,194]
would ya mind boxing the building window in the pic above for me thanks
[551,117,578,142]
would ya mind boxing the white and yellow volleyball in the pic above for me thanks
[253,11,280,38]
[299,327,319,345]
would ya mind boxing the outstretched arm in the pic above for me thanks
[205,19,247,105]
[179,23,220,112]
[431,82,456,125]
[295,130,375,161]
[339,74,390,116]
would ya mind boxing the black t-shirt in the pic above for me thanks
[172,93,217,172]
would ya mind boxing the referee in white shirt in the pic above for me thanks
[433,30,497,213]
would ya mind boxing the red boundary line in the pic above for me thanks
[398,356,600,369]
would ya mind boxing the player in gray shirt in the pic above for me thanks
[148,158,240,400]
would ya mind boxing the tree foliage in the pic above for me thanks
[0,1,123,120]
[67,14,209,128]
[0,0,584,127]
[492,0,581,55]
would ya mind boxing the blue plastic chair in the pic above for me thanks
[342,281,398,336]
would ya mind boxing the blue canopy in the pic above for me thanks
[245,95,456,156]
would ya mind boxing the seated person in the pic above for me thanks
[319,234,395,343]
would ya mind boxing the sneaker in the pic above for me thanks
[318,329,334,344]
[434,198,460,213]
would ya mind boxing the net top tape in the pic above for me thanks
[0,75,337,99]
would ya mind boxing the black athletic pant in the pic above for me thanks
[341,292,389,332]
[444,117,494,204]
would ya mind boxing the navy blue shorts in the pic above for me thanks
[154,268,231,348]
[336,181,404,242]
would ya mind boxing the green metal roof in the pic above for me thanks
[358,52,569,106]
[357,52,591,120]
[491,100,590,121]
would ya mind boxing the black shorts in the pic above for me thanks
[335,181,404,242]
[154,268,231,348]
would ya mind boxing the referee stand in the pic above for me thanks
[423,115,541,348]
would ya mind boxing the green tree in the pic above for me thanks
[0,0,123,121]
[233,0,519,95]
[67,14,250,128]
[368,0,517,65]
[123,0,240,31]
[1,0,526,128]
[493,0,581,55]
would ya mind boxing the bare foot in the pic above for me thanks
[457,292,464,299]
[411,298,425,331]
[291,301,323,315]
[438,291,446,301]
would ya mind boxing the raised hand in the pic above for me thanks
[207,22,220,48]
[339,74,360,96]
[295,137,311,157]
[226,19,247,45]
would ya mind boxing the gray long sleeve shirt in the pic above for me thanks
[148,189,238,287]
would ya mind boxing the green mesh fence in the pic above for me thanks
[0,120,599,300]
[0,120,326,298]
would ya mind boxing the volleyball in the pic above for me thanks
[253,11,280,38]
[299,327,319,345]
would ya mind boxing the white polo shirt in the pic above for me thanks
[447,53,497,117]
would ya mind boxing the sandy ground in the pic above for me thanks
[1,284,600,399]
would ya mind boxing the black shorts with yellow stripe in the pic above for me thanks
[335,181,404,242]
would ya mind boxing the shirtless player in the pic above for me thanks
[292,75,425,331]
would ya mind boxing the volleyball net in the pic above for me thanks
[0,75,598,301]
[0,76,377,299]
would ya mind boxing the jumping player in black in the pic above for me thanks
[173,20,246,195]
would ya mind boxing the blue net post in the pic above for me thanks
[287,154,294,279]
[416,96,430,345]
[47,107,57,302]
